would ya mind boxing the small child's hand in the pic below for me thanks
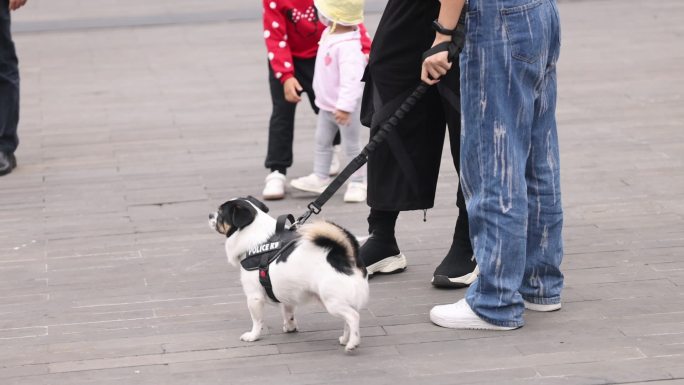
[283,77,303,103]
[334,110,351,126]
[9,0,28,11]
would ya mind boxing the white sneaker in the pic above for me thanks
[430,299,519,331]
[290,173,331,194]
[343,182,367,203]
[329,145,341,176]
[524,300,562,312]
[262,171,286,200]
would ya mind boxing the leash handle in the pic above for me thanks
[422,23,466,65]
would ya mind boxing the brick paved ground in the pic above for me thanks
[1,0,683,384]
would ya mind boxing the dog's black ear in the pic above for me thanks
[245,195,269,213]
[229,200,257,229]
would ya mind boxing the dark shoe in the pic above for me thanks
[432,216,478,288]
[359,235,407,276]
[432,256,478,288]
[0,152,15,176]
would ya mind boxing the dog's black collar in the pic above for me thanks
[240,214,299,303]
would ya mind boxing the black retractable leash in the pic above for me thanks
[294,17,467,228]
[249,17,467,303]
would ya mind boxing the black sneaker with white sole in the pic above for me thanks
[432,237,479,289]
[432,257,478,288]
[432,216,478,288]
[359,235,407,276]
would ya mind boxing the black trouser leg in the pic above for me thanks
[367,208,399,241]
[265,66,297,175]
[432,67,475,282]
[0,2,19,155]
[439,72,472,255]
[264,57,339,174]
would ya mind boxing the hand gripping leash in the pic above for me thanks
[294,19,466,227]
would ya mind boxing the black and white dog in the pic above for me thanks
[209,197,369,351]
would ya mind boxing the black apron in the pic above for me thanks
[362,0,460,211]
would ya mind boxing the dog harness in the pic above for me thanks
[239,214,300,303]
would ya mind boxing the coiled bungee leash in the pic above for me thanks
[294,17,467,228]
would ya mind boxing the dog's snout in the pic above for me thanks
[208,212,220,233]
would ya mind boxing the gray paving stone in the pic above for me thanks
[1,0,683,384]
[536,356,682,385]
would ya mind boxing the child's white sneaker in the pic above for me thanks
[262,171,286,200]
[343,182,367,203]
[290,173,331,194]
[329,145,342,176]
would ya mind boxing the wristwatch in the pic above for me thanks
[432,20,456,36]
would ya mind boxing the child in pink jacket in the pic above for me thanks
[290,0,367,203]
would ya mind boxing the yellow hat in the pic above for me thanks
[314,0,364,26]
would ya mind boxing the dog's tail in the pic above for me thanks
[299,221,366,277]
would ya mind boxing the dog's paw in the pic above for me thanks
[339,335,350,345]
[240,332,260,342]
[344,341,359,352]
[283,323,298,333]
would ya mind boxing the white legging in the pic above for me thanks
[313,108,366,183]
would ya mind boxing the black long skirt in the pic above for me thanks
[362,0,462,211]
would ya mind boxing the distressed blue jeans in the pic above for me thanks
[460,0,563,328]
